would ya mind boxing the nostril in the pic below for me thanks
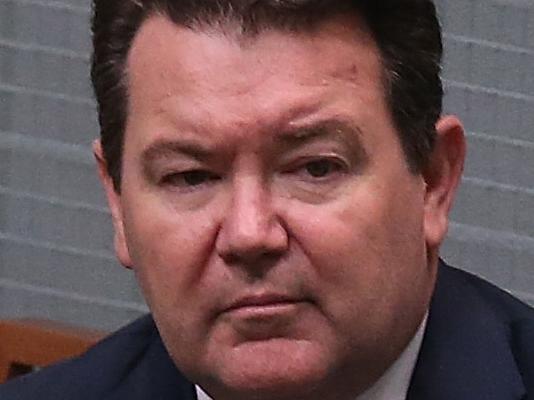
[218,244,284,265]
[218,247,285,280]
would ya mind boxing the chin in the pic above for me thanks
[206,338,333,399]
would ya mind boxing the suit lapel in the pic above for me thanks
[511,318,534,397]
[105,330,197,400]
[407,262,526,400]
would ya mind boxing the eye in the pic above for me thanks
[161,170,220,188]
[303,159,343,178]
[280,156,348,185]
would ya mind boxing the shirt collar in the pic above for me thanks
[196,315,427,400]
[357,315,427,400]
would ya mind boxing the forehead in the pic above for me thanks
[127,14,382,92]
[125,13,387,145]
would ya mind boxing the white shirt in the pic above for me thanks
[196,316,427,400]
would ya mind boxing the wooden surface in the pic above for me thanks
[0,319,107,383]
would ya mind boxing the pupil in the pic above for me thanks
[306,160,331,177]
[184,171,209,186]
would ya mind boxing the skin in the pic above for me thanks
[95,13,465,400]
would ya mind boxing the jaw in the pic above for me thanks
[161,306,402,400]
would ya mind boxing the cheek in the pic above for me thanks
[283,182,427,313]
[123,204,231,371]
[122,196,221,314]
[288,188,419,266]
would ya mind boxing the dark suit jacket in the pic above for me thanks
[1,261,533,399]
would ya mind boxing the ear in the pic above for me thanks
[423,115,466,251]
[93,140,133,269]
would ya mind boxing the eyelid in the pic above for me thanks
[154,158,212,179]
[284,153,349,172]
[159,169,221,191]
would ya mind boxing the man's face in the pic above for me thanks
[101,14,446,400]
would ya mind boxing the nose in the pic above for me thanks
[215,175,288,267]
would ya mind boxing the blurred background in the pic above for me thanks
[0,0,533,331]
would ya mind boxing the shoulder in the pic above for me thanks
[436,262,534,367]
[0,315,161,400]
[409,261,534,399]
[443,264,534,391]
[438,262,534,323]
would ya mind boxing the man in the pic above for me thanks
[1,0,533,399]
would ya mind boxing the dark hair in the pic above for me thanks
[91,0,443,191]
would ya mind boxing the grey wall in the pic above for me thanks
[436,0,534,304]
[0,0,147,331]
[0,0,533,331]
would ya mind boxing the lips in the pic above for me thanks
[220,293,308,339]
[223,293,303,314]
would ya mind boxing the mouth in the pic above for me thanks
[219,293,310,340]
[222,294,307,317]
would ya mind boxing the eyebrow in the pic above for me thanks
[273,119,366,153]
[140,119,367,173]
[142,139,213,164]
[140,138,215,180]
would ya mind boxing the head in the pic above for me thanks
[92,1,465,399]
